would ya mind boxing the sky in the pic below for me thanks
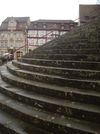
[0,0,98,24]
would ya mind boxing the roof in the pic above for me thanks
[3,17,30,23]
[28,19,77,30]
[32,19,74,23]
[0,18,77,31]
[0,17,30,30]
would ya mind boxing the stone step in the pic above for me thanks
[18,58,100,70]
[3,64,100,90]
[1,66,100,91]
[0,92,99,134]
[0,109,43,134]
[12,60,100,80]
[1,72,100,105]
[25,53,100,61]
[0,19,100,134]
[1,78,100,124]
[1,65,100,105]
[33,48,100,54]
[36,43,100,50]
[26,43,99,58]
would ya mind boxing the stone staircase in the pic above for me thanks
[0,20,100,134]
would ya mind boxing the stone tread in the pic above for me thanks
[0,20,100,134]
[0,109,31,134]
[34,48,100,50]
[8,62,68,78]
[30,54,100,56]
[25,53,100,61]
[1,66,100,114]
[13,60,100,73]
[34,48,100,51]
[1,77,100,115]
[7,62,100,87]
[29,43,100,49]
[0,90,99,133]
[1,72,100,104]
[5,63,100,84]
[1,64,85,93]
[19,58,100,64]
[11,61,100,81]
[1,64,100,101]
[1,63,100,97]
[0,109,51,134]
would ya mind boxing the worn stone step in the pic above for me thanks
[1,73,100,106]
[0,92,99,134]
[1,65,100,92]
[2,63,100,90]
[1,65,100,105]
[36,42,100,50]
[7,63,79,86]
[0,110,51,134]
[43,44,100,50]
[12,60,100,80]
[18,58,100,70]
[0,109,44,134]
[25,53,100,61]
[27,39,89,52]
[0,19,100,134]
[32,48,100,54]
[26,42,100,58]
[1,78,100,124]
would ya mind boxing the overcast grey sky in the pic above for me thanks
[0,0,97,24]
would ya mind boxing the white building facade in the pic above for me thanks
[0,17,30,58]
[0,18,77,57]
[28,20,77,50]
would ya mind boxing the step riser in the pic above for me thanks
[0,108,51,134]
[36,43,100,49]
[7,66,71,86]
[25,54,100,61]
[7,66,100,91]
[0,103,92,134]
[0,86,100,124]
[1,71,99,100]
[18,59,100,70]
[1,75,66,98]
[12,61,100,80]
[1,79,100,106]
[0,124,18,134]
[0,20,100,134]
[1,72,100,105]
[1,73,67,99]
[2,69,100,104]
[32,49,100,54]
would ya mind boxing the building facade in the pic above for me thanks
[28,19,77,50]
[0,17,30,58]
[79,4,100,25]
[0,17,77,57]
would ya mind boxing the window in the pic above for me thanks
[8,19,17,30]
[34,24,37,29]
[43,24,47,29]
[61,25,65,29]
